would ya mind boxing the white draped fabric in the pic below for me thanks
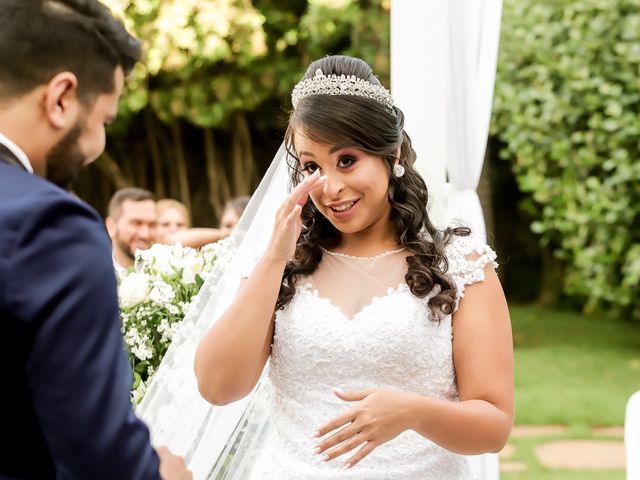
[391,1,503,478]
[391,0,503,243]
[444,0,502,243]
[626,392,640,480]
[390,1,449,228]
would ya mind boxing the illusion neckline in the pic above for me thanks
[321,247,405,261]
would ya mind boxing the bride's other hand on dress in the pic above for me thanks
[266,169,326,262]
[313,387,415,469]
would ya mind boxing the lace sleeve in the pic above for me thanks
[445,235,498,310]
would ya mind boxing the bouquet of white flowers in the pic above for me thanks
[118,241,226,402]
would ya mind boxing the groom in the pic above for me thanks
[0,1,190,479]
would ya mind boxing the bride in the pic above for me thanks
[192,55,513,479]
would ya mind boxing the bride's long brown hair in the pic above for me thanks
[276,55,469,319]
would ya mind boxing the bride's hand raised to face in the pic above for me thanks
[266,170,326,263]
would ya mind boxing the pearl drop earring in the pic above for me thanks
[393,164,405,178]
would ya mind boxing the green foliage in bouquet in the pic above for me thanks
[492,0,640,318]
[117,242,224,402]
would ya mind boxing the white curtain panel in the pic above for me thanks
[444,0,503,242]
[390,0,448,229]
[391,2,503,479]
[626,392,640,480]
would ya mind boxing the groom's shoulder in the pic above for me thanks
[0,165,106,249]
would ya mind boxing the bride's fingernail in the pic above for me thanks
[321,454,330,462]
[343,463,352,469]
[313,446,321,454]
[312,430,320,438]
[332,387,344,395]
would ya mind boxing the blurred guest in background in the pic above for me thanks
[155,196,251,248]
[156,198,190,239]
[219,195,250,235]
[106,187,156,274]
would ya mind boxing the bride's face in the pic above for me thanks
[294,131,393,236]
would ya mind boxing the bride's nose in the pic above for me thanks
[322,172,345,198]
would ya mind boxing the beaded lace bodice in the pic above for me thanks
[250,235,497,479]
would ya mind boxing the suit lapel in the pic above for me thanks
[0,142,28,171]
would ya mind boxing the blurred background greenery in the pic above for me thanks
[88,0,640,323]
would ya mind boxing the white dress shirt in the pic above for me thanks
[0,131,33,173]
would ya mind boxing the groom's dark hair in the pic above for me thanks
[0,0,141,103]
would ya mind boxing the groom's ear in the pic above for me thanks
[42,72,81,131]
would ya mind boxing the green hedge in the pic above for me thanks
[491,0,640,318]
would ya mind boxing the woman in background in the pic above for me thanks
[155,198,236,248]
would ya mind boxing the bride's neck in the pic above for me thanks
[333,224,400,258]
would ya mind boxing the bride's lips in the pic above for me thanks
[325,199,360,220]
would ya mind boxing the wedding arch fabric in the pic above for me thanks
[392,1,503,478]
[626,391,640,480]
[391,0,503,244]
[137,145,290,479]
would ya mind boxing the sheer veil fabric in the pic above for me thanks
[137,145,289,479]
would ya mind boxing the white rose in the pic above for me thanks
[119,273,151,308]
[150,244,177,276]
[181,267,196,285]
[180,254,203,285]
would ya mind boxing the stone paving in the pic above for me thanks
[534,440,625,469]
[499,425,626,473]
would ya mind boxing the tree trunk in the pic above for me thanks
[94,151,131,189]
[145,108,166,198]
[203,128,228,220]
[170,121,192,213]
[134,142,147,189]
[538,248,563,306]
[237,111,256,190]
[231,111,255,196]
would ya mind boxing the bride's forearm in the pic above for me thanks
[194,252,286,405]
[403,394,512,454]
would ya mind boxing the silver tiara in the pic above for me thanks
[291,68,394,110]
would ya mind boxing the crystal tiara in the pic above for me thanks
[291,68,394,110]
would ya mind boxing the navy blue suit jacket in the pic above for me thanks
[0,154,161,479]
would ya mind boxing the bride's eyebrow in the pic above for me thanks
[298,150,316,158]
[331,145,360,154]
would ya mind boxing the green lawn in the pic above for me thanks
[511,304,640,426]
[500,304,639,479]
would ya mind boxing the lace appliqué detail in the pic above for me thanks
[251,281,472,478]
[445,236,498,311]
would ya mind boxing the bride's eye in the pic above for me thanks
[301,162,319,175]
[338,155,357,168]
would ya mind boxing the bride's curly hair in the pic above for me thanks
[276,55,469,319]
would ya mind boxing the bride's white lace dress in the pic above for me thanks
[249,235,497,479]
